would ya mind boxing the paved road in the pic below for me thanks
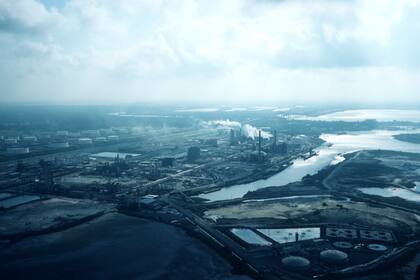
[163,194,264,278]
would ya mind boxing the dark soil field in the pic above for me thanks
[0,213,247,280]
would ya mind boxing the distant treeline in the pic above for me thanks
[0,105,194,131]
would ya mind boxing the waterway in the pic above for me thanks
[413,182,420,193]
[230,228,272,246]
[0,193,12,200]
[358,187,420,203]
[199,130,420,202]
[0,195,41,209]
[257,228,320,244]
[289,109,420,122]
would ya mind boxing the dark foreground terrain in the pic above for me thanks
[0,213,248,280]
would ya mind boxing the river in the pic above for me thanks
[199,130,420,202]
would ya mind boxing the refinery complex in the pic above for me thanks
[0,106,419,280]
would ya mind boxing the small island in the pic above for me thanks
[393,133,420,144]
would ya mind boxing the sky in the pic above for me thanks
[0,0,420,106]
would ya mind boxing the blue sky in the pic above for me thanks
[0,0,419,105]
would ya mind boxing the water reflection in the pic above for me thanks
[230,228,272,246]
[199,130,420,202]
[358,187,420,202]
[413,182,420,193]
[290,109,420,122]
[257,228,320,244]
[0,195,40,209]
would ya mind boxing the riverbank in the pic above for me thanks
[0,197,113,242]
[393,133,420,144]
[196,130,420,202]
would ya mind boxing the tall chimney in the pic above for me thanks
[230,129,234,146]
[273,130,277,151]
[258,130,262,159]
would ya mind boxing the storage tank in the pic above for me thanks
[281,256,310,271]
[78,138,93,145]
[367,244,387,252]
[107,135,119,141]
[333,241,353,249]
[95,137,107,143]
[320,250,348,264]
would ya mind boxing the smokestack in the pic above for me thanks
[230,129,234,146]
[258,130,262,159]
[273,130,277,151]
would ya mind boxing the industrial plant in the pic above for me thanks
[0,106,419,280]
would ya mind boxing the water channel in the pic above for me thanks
[199,130,420,202]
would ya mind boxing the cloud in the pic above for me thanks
[0,0,420,104]
[0,0,62,34]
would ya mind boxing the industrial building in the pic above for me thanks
[160,157,176,167]
[90,152,140,161]
[6,147,30,154]
[22,136,37,143]
[94,137,107,143]
[48,142,70,148]
[4,138,18,145]
[187,147,200,162]
[107,135,119,141]
[78,138,93,145]
[56,130,69,136]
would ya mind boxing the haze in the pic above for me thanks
[1,0,420,105]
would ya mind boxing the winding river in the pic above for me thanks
[199,130,420,202]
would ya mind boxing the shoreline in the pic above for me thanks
[188,142,324,199]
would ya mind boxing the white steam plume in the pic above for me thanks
[206,119,242,129]
[242,124,272,139]
[206,120,272,139]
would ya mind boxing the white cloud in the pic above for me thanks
[0,0,420,104]
[0,0,62,33]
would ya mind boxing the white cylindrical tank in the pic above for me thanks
[94,137,107,143]
[367,244,387,252]
[333,241,353,249]
[107,135,119,141]
[281,256,310,271]
[78,138,93,145]
[320,250,348,264]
